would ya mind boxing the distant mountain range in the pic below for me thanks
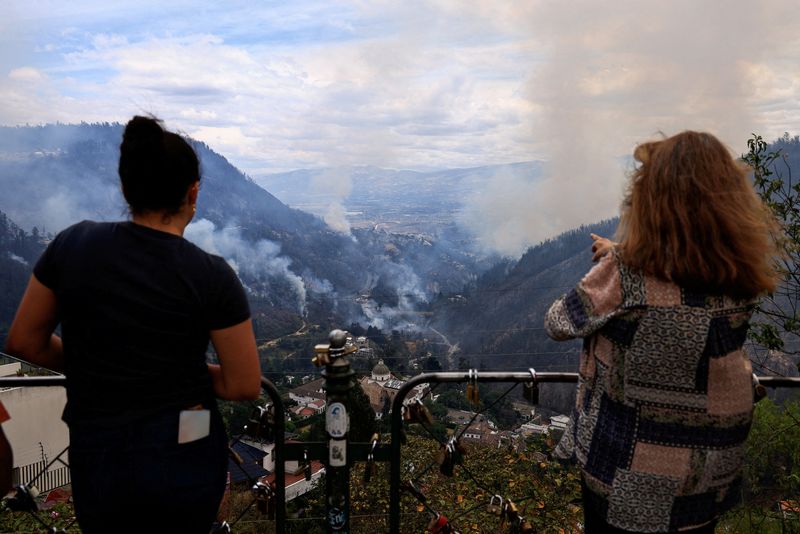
[258,162,545,238]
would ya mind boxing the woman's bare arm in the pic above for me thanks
[5,276,63,372]
[208,319,261,401]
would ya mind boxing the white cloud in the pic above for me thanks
[8,66,44,82]
[455,0,800,253]
[1,1,800,248]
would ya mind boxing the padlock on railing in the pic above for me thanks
[523,368,539,404]
[302,449,312,481]
[244,402,275,441]
[252,481,276,520]
[427,513,454,533]
[364,433,379,484]
[753,373,767,402]
[487,495,504,516]
[450,437,465,465]
[437,436,465,477]
[466,369,480,408]
[518,516,534,533]
[404,399,433,425]
[498,499,520,530]
[438,442,454,477]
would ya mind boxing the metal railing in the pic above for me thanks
[2,350,800,533]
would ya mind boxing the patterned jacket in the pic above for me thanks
[545,250,755,533]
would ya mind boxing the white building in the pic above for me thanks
[242,437,325,502]
[0,362,70,493]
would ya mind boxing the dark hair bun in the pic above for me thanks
[118,115,200,214]
[122,116,165,152]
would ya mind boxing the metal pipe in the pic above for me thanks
[321,329,355,534]
[260,376,286,533]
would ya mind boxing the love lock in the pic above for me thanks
[245,403,275,441]
[487,495,504,515]
[523,368,539,404]
[302,449,312,481]
[363,433,379,484]
[502,500,519,529]
[450,437,465,465]
[752,373,767,402]
[427,513,453,533]
[439,442,455,477]
[406,399,433,425]
[252,481,276,520]
[466,369,480,408]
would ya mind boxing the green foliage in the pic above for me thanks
[743,397,800,498]
[720,396,800,532]
[743,134,800,355]
[221,432,582,533]
[0,500,79,533]
[716,134,800,532]
[391,434,582,533]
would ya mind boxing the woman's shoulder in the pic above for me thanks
[48,220,116,247]
[179,240,238,279]
[616,257,756,310]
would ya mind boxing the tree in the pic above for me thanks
[743,134,800,367]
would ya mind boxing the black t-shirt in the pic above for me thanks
[34,220,250,426]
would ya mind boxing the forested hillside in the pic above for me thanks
[0,211,46,340]
[0,123,484,335]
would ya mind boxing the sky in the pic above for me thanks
[2,1,800,253]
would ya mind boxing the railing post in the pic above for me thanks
[259,376,286,533]
[318,329,355,534]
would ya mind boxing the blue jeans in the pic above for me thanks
[69,405,228,534]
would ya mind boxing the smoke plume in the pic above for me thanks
[185,218,307,315]
[456,0,799,256]
[311,168,354,236]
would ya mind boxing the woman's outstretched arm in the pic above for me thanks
[208,319,261,401]
[5,275,63,372]
[590,233,617,262]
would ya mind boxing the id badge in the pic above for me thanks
[178,409,210,444]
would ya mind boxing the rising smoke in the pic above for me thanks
[311,168,354,237]
[185,218,308,315]
[454,0,799,256]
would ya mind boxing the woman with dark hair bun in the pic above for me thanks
[545,131,779,533]
[5,115,261,533]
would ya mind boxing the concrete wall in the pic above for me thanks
[0,386,69,487]
[285,469,323,501]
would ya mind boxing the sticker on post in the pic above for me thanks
[330,439,347,467]
[328,507,347,530]
[326,402,348,438]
